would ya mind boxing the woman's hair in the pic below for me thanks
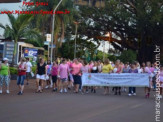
[21,58,26,62]
[39,58,44,63]
[47,60,51,65]
[104,59,110,65]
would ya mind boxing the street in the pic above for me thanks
[0,80,162,122]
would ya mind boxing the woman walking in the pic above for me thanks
[0,58,10,94]
[114,60,123,95]
[45,60,52,89]
[128,62,138,96]
[51,61,58,92]
[72,59,83,93]
[90,61,98,93]
[58,59,69,93]
[17,58,27,95]
[81,61,90,94]
[36,58,47,93]
[102,59,113,95]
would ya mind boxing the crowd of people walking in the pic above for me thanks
[0,57,162,99]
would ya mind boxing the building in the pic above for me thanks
[0,38,44,64]
[74,0,105,7]
[0,0,20,3]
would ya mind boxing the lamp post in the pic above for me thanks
[50,0,63,62]
[73,21,80,59]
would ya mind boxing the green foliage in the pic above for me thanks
[96,51,108,61]
[32,66,37,73]
[9,67,18,75]
[59,39,99,60]
[119,50,137,63]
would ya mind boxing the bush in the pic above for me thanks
[10,66,36,75]
[32,66,36,73]
[10,67,18,75]
[119,49,137,63]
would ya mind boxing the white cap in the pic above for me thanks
[3,58,9,61]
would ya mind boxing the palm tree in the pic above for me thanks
[0,14,41,65]
[29,0,75,57]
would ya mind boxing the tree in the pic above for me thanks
[28,0,76,57]
[73,0,163,63]
[0,14,40,64]
[59,39,99,59]
[119,49,137,63]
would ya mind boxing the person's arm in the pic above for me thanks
[109,64,113,73]
[45,64,47,76]
[0,63,1,70]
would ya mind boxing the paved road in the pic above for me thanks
[0,80,162,122]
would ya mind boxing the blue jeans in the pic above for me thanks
[17,75,26,85]
[129,87,136,94]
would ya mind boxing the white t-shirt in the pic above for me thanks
[26,61,32,72]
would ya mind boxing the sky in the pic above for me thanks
[0,2,22,35]
[0,1,111,53]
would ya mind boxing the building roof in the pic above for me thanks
[0,0,20,3]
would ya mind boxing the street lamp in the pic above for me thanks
[73,21,80,59]
[50,0,63,62]
[103,32,111,62]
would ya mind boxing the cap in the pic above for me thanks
[3,58,9,61]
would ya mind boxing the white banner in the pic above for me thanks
[82,73,150,87]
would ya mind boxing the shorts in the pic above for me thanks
[26,72,31,79]
[60,78,67,82]
[36,74,45,80]
[73,75,81,85]
[0,75,10,87]
[17,75,26,85]
[52,76,57,83]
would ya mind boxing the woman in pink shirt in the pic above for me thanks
[81,60,90,93]
[160,65,163,98]
[144,61,154,98]
[72,59,83,93]
[58,59,69,93]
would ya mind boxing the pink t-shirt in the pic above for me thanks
[51,65,58,76]
[81,65,89,73]
[72,63,83,76]
[58,64,69,79]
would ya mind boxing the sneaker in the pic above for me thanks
[128,93,132,96]
[86,91,89,94]
[45,86,49,89]
[0,90,2,94]
[133,93,136,96]
[64,88,67,93]
[60,89,63,93]
[158,95,162,99]
[6,90,10,94]
[17,92,21,95]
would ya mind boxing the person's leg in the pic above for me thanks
[0,75,4,93]
[17,76,22,95]
[118,87,121,95]
[60,80,63,93]
[26,73,29,85]
[128,87,132,96]
[133,87,136,93]
[76,84,79,92]
[114,87,118,95]
[5,76,10,93]
[36,78,40,92]
[63,80,68,92]
[20,75,25,94]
